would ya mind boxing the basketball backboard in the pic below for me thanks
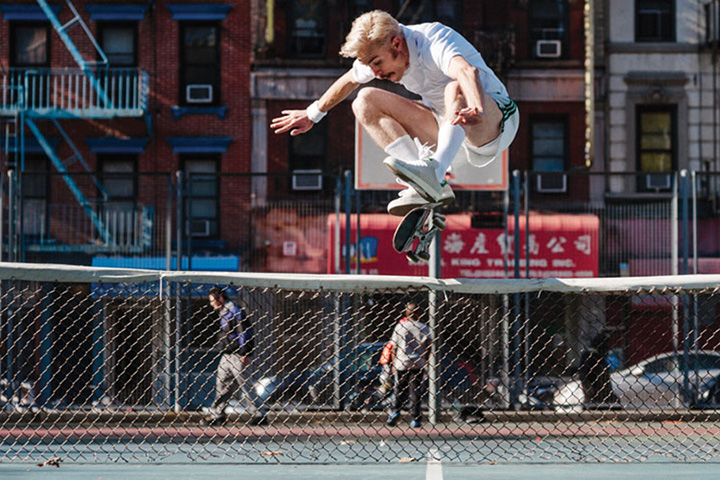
[354,120,508,191]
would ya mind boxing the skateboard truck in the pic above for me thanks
[393,203,446,263]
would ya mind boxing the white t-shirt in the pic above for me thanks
[351,23,508,117]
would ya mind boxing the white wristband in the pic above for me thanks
[306,100,327,123]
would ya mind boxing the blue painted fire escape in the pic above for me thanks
[0,0,150,257]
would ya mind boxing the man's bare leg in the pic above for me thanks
[352,87,438,150]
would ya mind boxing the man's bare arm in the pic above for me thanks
[446,55,486,126]
[270,70,360,136]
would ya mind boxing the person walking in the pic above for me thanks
[386,302,432,428]
[204,287,267,426]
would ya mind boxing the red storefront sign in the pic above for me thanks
[327,213,599,278]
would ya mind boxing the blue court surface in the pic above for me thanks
[1,461,719,480]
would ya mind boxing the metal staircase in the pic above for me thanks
[35,0,111,107]
[0,0,151,256]
[25,118,109,243]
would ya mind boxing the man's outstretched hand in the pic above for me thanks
[270,110,314,136]
[451,106,484,127]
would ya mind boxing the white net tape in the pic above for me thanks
[0,262,719,464]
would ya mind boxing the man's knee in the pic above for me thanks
[352,87,384,120]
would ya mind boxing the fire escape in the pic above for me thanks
[0,0,149,260]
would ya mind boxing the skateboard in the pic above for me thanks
[392,203,446,263]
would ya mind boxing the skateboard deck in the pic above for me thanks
[392,203,446,263]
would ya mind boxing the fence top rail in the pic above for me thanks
[1,262,720,295]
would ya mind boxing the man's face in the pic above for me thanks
[362,36,408,83]
[209,294,222,311]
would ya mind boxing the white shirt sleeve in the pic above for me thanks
[351,59,376,84]
[426,23,472,75]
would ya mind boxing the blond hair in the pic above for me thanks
[340,10,402,63]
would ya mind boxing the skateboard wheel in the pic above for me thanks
[406,251,420,263]
[433,217,446,230]
[417,251,431,262]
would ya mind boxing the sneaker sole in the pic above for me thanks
[384,159,442,203]
[388,196,454,217]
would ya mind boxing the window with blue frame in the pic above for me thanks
[10,22,50,66]
[98,22,138,66]
[22,156,49,238]
[99,155,138,245]
[180,22,220,106]
[182,155,219,238]
[99,155,137,201]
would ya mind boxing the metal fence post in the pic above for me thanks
[334,174,341,274]
[344,170,352,274]
[175,171,183,271]
[7,170,15,262]
[671,172,680,409]
[511,170,522,407]
[428,230,440,425]
[166,174,173,271]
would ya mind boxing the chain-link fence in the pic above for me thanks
[0,264,719,464]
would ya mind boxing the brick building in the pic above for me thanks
[0,0,252,267]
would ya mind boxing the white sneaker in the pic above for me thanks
[383,156,448,203]
[387,185,455,217]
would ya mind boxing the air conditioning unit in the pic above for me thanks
[292,169,323,191]
[536,40,562,58]
[186,219,211,237]
[645,173,672,190]
[185,84,213,104]
[536,172,567,193]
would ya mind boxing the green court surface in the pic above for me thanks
[1,461,719,480]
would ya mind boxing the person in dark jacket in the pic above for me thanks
[579,330,620,409]
[205,287,267,426]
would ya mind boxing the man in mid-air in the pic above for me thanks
[271,9,518,216]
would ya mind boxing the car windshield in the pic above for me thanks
[643,353,720,373]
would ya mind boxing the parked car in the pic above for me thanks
[254,342,479,410]
[554,350,720,412]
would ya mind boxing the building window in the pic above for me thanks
[636,0,675,42]
[288,0,327,57]
[22,156,49,237]
[99,156,137,245]
[531,119,566,172]
[10,22,50,66]
[529,0,568,59]
[180,23,220,106]
[637,106,676,191]
[98,23,137,66]
[393,0,462,30]
[290,120,326,167]
[99,155,137,201]
[182,156,219,238]
[531,118,567,193]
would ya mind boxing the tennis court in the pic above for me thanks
[1,460,719,480]
[2,264,720,478]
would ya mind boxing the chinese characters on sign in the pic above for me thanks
[444,230,597,278]
[330,213,599,278]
